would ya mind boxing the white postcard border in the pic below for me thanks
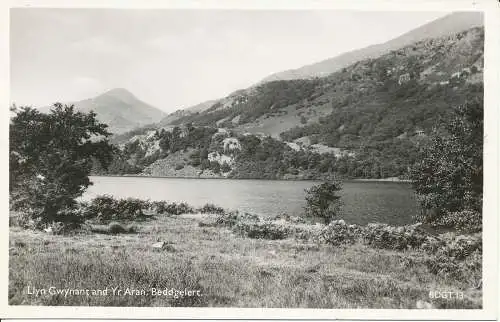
[0,0,498,320]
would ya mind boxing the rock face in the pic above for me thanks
[208,152,234,166]
[223,138,241,152]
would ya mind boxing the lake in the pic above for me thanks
[83,176,419,225]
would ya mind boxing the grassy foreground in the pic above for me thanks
[9,213,481,308]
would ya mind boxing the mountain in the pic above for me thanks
[260,11,483,83]
[169,26,484,136]
[158,99,217,127]
[42,88,166,134]
[109,25,483,180]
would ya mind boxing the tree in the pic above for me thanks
[410,98,483,225]
[304,181,343,224]
[9,104,114,226]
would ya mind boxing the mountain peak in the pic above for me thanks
[100,88,136,99]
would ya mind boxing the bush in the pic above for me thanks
[431,210,482,233]
[198,203,226,215]
[150,201,195,216]
[82,195,151,222]
[10,211,43,230]
[116,198,150,218]
[268,213,307,224]
[81,195,117,220]
[209,161,221,173]
[436,234,482,260]
[215,211,260,227]
[220,162,232,173]
[233,221,290,240]
[304,181,343,224]
[362,223,438,251]
[318,220,360,246]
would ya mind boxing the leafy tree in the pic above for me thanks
[410,99,483,225]
[9,104,114,226]
[304,181,343,224]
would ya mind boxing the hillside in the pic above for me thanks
[158,99,217,127]
[122,25,483,180]
[168,26,483,137]
[41,88,166,134]
[260,11,483,83]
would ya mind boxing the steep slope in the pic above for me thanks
[170,26,483,137]
[158,99,217,127]
[42,88,166,134]
[154,26,483,179]
[260,11,483,83]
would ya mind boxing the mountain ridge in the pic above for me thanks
[41,88,166,134]
[159,11,483,126]
[259,11,483,83]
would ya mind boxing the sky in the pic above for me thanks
[10,9,448,113]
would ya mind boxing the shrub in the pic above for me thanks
[268,213,307,224]
[150,201,195,216]
[318,220,359,246]
[304,181,343,224]
[424,253,461,276]
[215,211,240,227]
[220,162,232,173]
[209,161,221,173]
[116,198,150,218]
[10,211,43,230]
[233,221,290,240]
[431,210,482,233]
[215,211,260,227]
[437,234,482,260]
[362,223,437,251]
[150,201,169,214]
[83,195,151,222]
[82,195,117,220]
[198,203,226,215]
[173,202,195,215]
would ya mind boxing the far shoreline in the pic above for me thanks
[90,174,413,183]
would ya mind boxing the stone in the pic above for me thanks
[152,241,165,249]
[416,300,435,309]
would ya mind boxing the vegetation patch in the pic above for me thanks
[150,200,195,216]
[198,203,226,215]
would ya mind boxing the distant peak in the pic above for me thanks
[102,88,135,97]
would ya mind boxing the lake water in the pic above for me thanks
[83,176,419,225]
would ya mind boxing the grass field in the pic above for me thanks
[9,213,482,308]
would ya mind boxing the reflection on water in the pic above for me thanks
[83,176,418,225]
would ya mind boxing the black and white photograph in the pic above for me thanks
[2,1,499,319]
